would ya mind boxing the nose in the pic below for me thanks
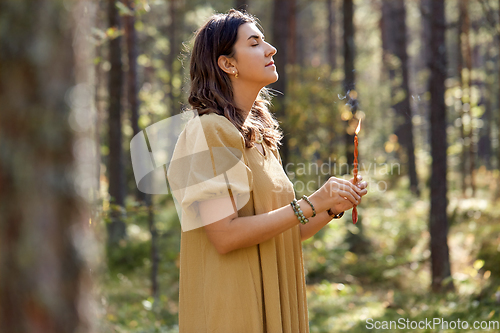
[266,42,277,57]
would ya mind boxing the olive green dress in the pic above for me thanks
[169,113,309,332]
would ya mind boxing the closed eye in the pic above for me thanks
[251,44,259,47]
[248,34,265,44]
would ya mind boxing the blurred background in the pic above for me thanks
[1,0,500,332]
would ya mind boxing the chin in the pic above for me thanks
[268,73,279,85]
[254,73,279,88]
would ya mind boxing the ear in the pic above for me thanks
[217,55,236,75]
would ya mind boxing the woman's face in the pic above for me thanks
[220,22,278,87]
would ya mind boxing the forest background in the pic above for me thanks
[1,0,500,332]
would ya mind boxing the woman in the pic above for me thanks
[168,8,368,332]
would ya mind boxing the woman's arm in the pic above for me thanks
[201,176,367,254]
[298,210,333,242]
[200,196,318,254]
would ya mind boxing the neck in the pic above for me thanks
[231,79,262,120]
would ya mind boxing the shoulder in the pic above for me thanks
[199,112,238,133]
[199,113,244,147]
[187,112,244,148]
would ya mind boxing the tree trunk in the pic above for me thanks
[497,0,500,199]
[328,0,338,164]
[124,0,160,299]
[288,0,297,67]
[95,28,104,203]
[419,0,432,148]
[478,91,492,169]
[297,20,306,68]
[327,0,337,71]
[165,0,177,116]
[457,1,467,196]
[123,0,145,203]
[419,0,432,69]
[342,0,368,253]
[461,0,475,197]
[381,0,419,196]
[475,34,491,170]
[146,193,159,301]
[271,0,292,166]
[343,0,356,170]
[0,0,95,331]
[429,0,454,293]
[107,0,127,244]
[394,1,419,196]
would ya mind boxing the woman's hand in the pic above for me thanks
[331,175,368,215]
[309,175,368,215]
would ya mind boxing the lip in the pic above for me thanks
[265,61,274,67]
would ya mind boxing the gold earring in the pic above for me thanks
[235,72,239,78]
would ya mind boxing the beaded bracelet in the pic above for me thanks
[290,199,309,224]
[301,195,316,217]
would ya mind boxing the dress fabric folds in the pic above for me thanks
[170,113,309,332]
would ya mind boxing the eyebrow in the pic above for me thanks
[247,34,265,41]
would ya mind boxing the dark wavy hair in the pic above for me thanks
[187,9,282,150]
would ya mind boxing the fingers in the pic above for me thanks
[350,175,365,186]
[358,184,368,196]
[355,176,367,188]
[342,183,361,201]
[347,176,369,193]
[349,175,363,184]
[338,178,364,197]
[339,190,360,205]
[327,177,367,204]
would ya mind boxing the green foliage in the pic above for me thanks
[98,271,180,332]
[106,239,151,274]
[100,196,181,332]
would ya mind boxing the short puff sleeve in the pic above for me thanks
[167,113,253,232]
